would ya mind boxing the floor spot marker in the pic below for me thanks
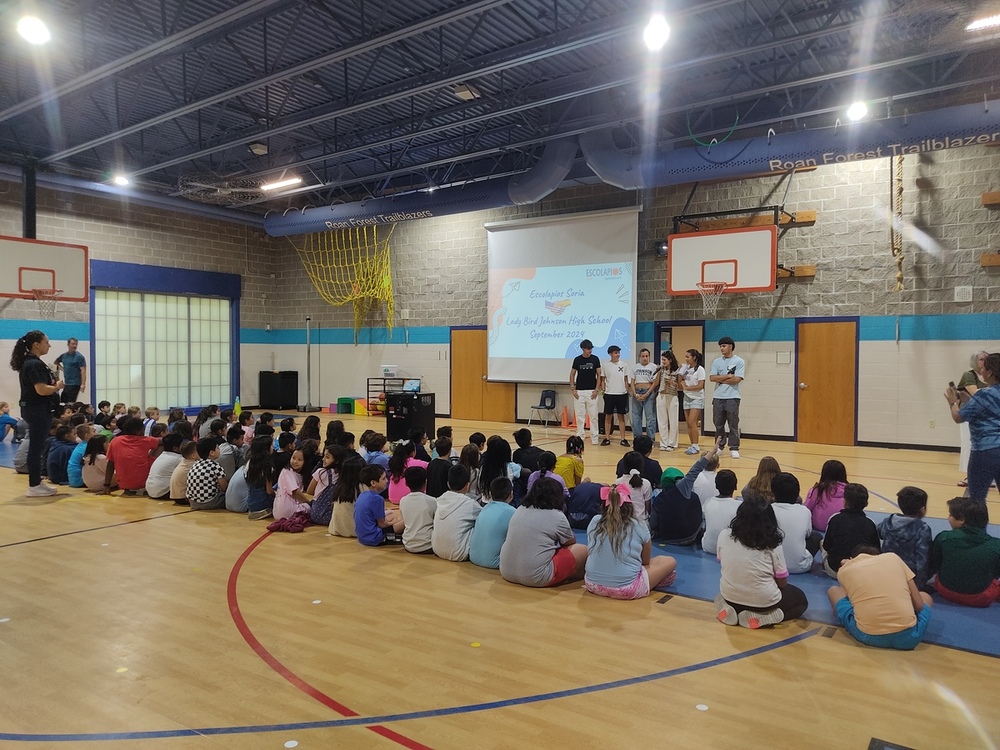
[312,600,322,605]
[470,642,481,648]
[116,667,128,674]
[696,704,708,711]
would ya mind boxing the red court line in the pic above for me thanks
[227,532,433,750]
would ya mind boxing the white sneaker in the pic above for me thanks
[730,450,740,459]
[26,483,58,497]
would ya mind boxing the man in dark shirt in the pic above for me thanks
[569,339,602,446]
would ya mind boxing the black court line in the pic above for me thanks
[0,510,196,548]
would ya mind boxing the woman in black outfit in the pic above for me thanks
[10,330,63,496]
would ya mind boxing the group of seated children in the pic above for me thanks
[27,405,1000,651]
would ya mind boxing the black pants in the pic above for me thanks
[62,384,81,403]
[726,584,808,622]
[22,402,53,487]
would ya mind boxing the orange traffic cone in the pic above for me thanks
[561,406,570,429]
[584,414,591,430]
[569,408,577,429]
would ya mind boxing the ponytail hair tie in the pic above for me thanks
[629,468,640,476]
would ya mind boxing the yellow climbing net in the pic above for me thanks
[290,225,395,342]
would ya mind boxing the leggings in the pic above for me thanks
[22,402,53,487]
[725,584,808,622]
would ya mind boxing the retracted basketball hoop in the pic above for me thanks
[696,281,729,317]
[30,288,63,320]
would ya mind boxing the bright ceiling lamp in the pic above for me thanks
[17,15,50,44]
[260,176,302,191]
[846,101,868,121]
[643,13,670,51]
[112,175,130,186]
[966,14,1000,31]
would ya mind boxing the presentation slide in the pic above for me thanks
[486,207,639,383]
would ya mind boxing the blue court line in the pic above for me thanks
[0,628,819,742]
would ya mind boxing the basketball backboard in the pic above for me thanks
[666,226,777,295]
[0,235,89,301]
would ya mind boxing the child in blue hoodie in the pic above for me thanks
[877,486,932,589]
[46,425,79,485]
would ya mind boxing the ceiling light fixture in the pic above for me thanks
[248,142,268,156]
[643,13,670,51]
[112,175,130,186]
[452,83,482,101]
[966,14,1000,31]
[17,16,50,44]
[260,176,302,191]
[846,101,868,121]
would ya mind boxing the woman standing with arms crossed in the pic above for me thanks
[10,330,63,496]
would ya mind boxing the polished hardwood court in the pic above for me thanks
[1,414,997,749]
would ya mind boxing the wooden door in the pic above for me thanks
[796,320,857,445]
[450,328,515,421]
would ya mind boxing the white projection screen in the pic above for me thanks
[485,206,640,383]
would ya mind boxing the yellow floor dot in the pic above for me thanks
[116,667,128,673]
[470,642,481,648]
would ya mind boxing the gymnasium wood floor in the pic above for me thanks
[1,414,998,749]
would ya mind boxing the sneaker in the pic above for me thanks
[715,594,738,626]
[248,508,273,521]
[600,438,611,446]
[730,450,740,459]
[26,483,58,497]
[738,607,784,629]
[666,446,675,452]
[620,439,630,447]
[684,446,699,455]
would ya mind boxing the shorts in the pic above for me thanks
[603,393,629,415]
[834,596,931,650]
[683,394,704,410]
[934,577,1000,607]
[548,547,577,586]
[584,567,650,600]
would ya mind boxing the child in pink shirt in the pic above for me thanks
[273,449,311,521]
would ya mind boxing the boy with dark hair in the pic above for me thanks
[94,400,112,428]
[146,433,185,499]
[186,437,228,510]
[469,433,486,453]
[354,464,404,546]
[877,486,932,590]
[771,472,820,574]
[701,469,741,555]
[67,423,94,488]
[409,427,432,462]
[255,412,275,438]
[470,476,516,569]
[334,431,357,452]
[929,497,1000,607]
[104,416,161,495]
[431,464,482,561]
[426,437,453,498]
[399,466,436,554]
[512,428,543,473]
[364,433,390,470]
[272,431,297,474]
[432,426,460,461]
[822,483,880,577]
[693,452,721,507]
[827,546,934,650]
[615,434,663,488]
[169,441,199,505]
[46,425,78,485]
[217,423,247,480]
[274,417,297,450]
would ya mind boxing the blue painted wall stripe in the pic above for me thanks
[0,320,90,340]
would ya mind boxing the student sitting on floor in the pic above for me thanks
[255,412,275,439]
[82,435,115,492]
[770,472,821,575]
[307,444,342,527]
[142,406,159,437]
[649,441,721,545]
[805,459,849,532]
[741,456,782,503]
[715,496,809,629]
[0,401,24,443]
[238,411,255,442]
[355,464,404,547]
[425,437,453,498]
[244,436,275,521]
[476,436,524,503]
[273,417,297,451]
[94,401,113,429]
[329,455,365,538]
[186,438,229,511]
[584,483,676,600]
[169,441,199,505]
[692,451,720,507]
[614,451,652,523]
[500,477,588,588]
[364,433,390,470]
[822,483,880,578]
[216,424,246,481]
[46,424,77,485]
[615,435,663,489]
[469,432,487,454]
[554,435,588,492]
[929,497,1000,607]
[399,466,436,554]
[225,465,249,514]
[431,464,482,561]
[273,448,311,521]
[409,427,433,463]
[458,443,483,502]
[431,426,460,461]
[512,428,543,474]
[877,486,932,590]
[827,546,933,650]
[104,416,161,495]
[67,423,95,488]
[701,469,741,555]
[526,451,570,500]
[388,440,429,505]
[272,431,296,475]
[470,477,516,569]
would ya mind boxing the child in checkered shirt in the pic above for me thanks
[186,437,229,510]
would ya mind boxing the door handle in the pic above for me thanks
[482,375,488,380]
[799,382,809,390]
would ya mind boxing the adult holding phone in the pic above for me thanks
[9,330,63,497]
[956,351,988,487]
[945,352,1000,504]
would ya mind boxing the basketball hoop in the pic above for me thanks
[30,289,62,320]
[696,282,729,317]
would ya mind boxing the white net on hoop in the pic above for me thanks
[696,282,729,317]
[30,289,62,320]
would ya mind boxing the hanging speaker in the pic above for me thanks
[653,240,668,257]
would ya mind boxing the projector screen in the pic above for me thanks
[485,207,639,383]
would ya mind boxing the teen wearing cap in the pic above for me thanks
[600,345,631,447]
[570,339,602,446]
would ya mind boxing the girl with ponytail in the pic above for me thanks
[615,450,652,522]
[10,331,63,496]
